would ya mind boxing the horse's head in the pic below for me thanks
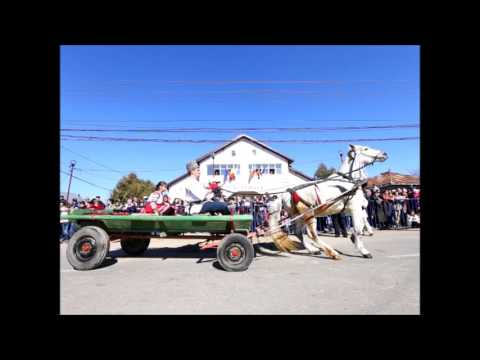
[349,144,388,165]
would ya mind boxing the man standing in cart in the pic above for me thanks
[183,160,230,215]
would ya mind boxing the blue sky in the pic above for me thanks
[60,45,419,200]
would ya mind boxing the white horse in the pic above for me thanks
[265,144,387,259]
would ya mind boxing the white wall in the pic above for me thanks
[169,139,309,200]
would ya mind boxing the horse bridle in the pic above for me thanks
[345,149,382,180]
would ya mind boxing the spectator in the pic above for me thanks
[373,190,388,229]
[382,190,395,229]
[227,198,236,214]
[123,198,137,214]
[407,210,420,228]
[60,201,71,242]
[243,197,251,215]
[332,213,348,238]
[86,199,96,209]
[366,189,378,229]
[106,198,114,209]
[92,198,106,210]
[71,198,78,209]
[392,190,404,229]
[316,216,332,234]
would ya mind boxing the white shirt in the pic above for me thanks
[407,214,420,225]
[183,176,212,214]
[60,206,69,223]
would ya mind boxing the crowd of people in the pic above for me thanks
[60,179,420,242]
[365,186,420,230]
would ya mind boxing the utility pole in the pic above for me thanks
[211,152,215,181]
[66,160,76,204]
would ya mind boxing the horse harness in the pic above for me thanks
[286,182,360,222]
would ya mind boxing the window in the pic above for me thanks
[232,150,236,157]
[252,149,256,155]
[207,164,240,176]
[249,163,282,175]
[276,164,282,174]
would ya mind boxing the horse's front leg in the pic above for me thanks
[350,208,373,258]
[294,219,322,254]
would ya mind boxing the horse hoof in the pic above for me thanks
[363,253,373,259]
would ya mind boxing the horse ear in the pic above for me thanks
[349,144,355,150]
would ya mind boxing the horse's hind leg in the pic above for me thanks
[303,215,340,260]
[351,209,373,258]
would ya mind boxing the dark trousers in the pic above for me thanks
[332,213,348,237]
[200,201,231,215]
[316,217,330,232]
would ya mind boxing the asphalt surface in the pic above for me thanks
[60,229,420,315]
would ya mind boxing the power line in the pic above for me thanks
[77,168,180,172]
[61,124,419,133]
[61,145,123,174]
[75,168,124,182]
[60,170,113,192]
[67,79,411,85]
[61,135,420,143]
[62,119,418,124]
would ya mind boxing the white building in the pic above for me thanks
[168,135,313,200]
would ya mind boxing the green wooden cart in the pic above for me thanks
[62,209,255,272]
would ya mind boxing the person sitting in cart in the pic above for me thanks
[156,194,175,215]
[183,160,230,215]
[144,181,170,215]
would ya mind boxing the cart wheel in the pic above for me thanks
[120,238,150,256]
[217,233,254,272]
[66,226,110,271]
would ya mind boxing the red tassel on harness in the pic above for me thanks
[292,192,301,204]
[209,182,219,191]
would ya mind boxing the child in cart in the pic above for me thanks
[143,181,173,215]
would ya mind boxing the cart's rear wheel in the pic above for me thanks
[120,238,150,256]
[217,233,254,272]
[66,226,110,271]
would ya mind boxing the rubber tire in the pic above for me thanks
[217,233,254,272]
[120,238,150,256]
[66,226,110,271]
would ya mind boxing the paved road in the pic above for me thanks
[60,229,420,315]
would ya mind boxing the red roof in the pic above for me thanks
[367,171,420,187]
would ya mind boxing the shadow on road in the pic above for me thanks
[335,250,366,258]
[97,257,118,269]
[109,243,217,261]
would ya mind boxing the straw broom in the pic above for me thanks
[270,230,301,252]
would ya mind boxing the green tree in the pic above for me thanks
[110,173,155,202]
[314,163,336,179]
